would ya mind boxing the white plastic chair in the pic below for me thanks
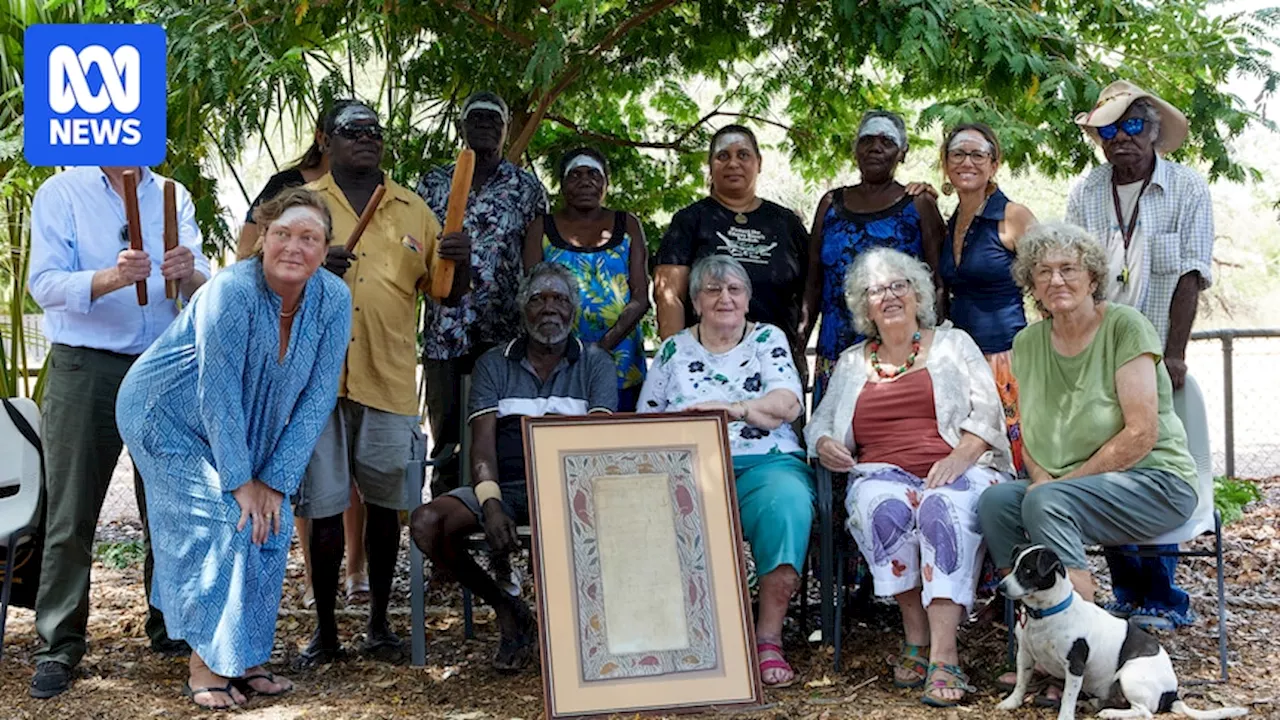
[1,397,44,661]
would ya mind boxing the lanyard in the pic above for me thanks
[1110,174,1152,252]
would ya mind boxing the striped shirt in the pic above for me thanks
[469,335,618,484]
[1065,157,1214,346]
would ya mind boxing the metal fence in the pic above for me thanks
[80,328,1280,528]
[1185,329,1280,479]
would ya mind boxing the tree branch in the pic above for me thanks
[507,0,686,160]
[433,0,535,48]
[545,113,700,151]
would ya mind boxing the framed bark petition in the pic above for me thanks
[522,412,762,719]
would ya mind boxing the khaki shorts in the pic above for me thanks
[294,398,426,518]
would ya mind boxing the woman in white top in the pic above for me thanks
[638,255,814,689]
[806,247,1012,708]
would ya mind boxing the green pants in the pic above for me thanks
[34,344,169,668]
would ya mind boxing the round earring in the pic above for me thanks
[941,181,955,196]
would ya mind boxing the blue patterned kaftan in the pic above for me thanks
[116,259,351,677]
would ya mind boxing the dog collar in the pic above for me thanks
[1025,594,1073,619]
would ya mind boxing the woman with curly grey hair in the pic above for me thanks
[806,247,1012,708]
[978,221,1197,634]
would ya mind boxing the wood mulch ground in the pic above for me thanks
[3,478,1280,719]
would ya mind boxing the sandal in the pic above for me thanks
[921,662,976,708]
[888,643,929,689]
[345,574,370,605]
[182,681,241,711]
[302,585,315,610]
[995,668,1052,694]
[232,670,293,697]
[757,642,796,688]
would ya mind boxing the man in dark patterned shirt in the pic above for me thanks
[417,91,548,496]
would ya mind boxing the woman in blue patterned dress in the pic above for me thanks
[116,189,351,710]
[524,147,649,410]
[803,110,946,400]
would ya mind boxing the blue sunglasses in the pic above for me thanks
[1097,116,1146,141]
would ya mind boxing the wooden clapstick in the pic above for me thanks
[121,170,147,306]
[429,148,475,299]
[343,184,387,253]
[162,180,179,300]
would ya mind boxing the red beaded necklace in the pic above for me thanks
[869,331,922,379]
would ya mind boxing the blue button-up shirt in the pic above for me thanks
[28,167,209,355]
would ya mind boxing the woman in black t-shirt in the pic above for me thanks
[653,125,809,365]
[235,100,359,259]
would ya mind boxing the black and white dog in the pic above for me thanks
[996,545,1246,720]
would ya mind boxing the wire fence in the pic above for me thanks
[76,328,1280,529]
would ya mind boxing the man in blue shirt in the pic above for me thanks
[26,166,209,698]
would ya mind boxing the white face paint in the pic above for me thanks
[857,116,905,148]
[524,274,575,345]
[462,99,509,125]
[562,154,606,179]
[712,132,753,155]
[332,105,378,131]
[948,129,994,154]
[273,205,328,235]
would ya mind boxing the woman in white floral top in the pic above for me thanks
[638,255,814,689]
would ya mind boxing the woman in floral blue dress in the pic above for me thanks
[524,147,649,410]
[803,111,945,400]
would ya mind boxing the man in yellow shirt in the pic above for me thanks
[297,101,469,665]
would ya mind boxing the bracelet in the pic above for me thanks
[474,480,503,505]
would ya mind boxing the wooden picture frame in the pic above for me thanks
[522,412,762,719]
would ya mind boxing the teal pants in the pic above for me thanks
[734,453,815,577]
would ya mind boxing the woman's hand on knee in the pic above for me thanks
[816,436,855,473]
[925,453,969,489]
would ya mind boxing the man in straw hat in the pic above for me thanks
[1066,80,1214,633]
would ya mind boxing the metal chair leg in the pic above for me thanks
[1214,512,1228,682]
[409,540,426,667]
[1005,597,1017,667]
[798,553,810,635]
[463,587,475,640]
[0,533,15,663]
[832,549,845,672]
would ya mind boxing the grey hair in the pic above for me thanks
[518,261,580,316]
[1129,98,1163,141]
[1011,222,1109,313]
[856,110,909,152]
[688,255,752,315]
[843,247,936,338]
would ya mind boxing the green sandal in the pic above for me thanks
[921,662,976,708]
[888,643,929,689]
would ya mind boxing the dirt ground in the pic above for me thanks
[3,479,1280,720]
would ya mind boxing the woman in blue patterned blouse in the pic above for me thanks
[523,147,649,410]
[803,110,946,401]
[116,189,351,710]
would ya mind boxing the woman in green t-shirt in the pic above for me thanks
[977,222,1197,605]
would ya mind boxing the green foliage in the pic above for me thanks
[1214,475,1262,526]
[94,540,145,569]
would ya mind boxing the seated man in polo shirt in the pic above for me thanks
[410,262,617,671]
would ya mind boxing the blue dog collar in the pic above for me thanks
[1025,594,1073,619]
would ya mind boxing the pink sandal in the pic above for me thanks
[757,642,796,688]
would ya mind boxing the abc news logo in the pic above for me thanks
[48,44,143,146]
[24,24,166,167]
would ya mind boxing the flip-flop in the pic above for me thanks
[232,671,293,697]
[345,575,370,605]
[757,642,796,688]
[182,681,241,711]
[888,643,929,689]
[920,662,976,708]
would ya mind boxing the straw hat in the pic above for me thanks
[1074,80,1188,154]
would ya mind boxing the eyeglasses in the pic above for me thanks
[334,124,384,141]
[865,280,912,302]
[1033,265,1084,284]
[1097,117,1145,141]
[946,149,993,165]
[700,283,748,297]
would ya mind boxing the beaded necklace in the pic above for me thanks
[869,331,921,379]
